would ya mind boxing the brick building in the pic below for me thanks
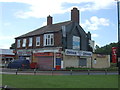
[15,7,94,70]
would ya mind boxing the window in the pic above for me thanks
[29,37,33,47]
[44,34,54,46]
[22,38,26,47]
[36,36,40,46]
[17,39,20,48]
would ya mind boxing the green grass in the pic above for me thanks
[2,74,119,88]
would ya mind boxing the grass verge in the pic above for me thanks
[2,74,119,88]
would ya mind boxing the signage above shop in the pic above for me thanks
[34,52,53,56]
[65,49,92,57]
[17,50,32,56]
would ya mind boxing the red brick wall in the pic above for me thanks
[16,31,62,50]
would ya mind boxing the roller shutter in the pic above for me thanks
[37,56,53,70]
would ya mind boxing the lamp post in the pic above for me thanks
[116,0,120,42]
[115,0,120,75]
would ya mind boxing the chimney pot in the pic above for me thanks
[71,7,79,24]
[47,15,52,25]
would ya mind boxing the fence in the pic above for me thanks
[2,68,118,75]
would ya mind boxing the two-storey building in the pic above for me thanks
[15,7,94,70]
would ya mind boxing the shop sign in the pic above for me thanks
[82,51,92,57]
[17,50,32,56]
[56,53,62,58]
[97,54,106,58]
[34,52,53,56]
[65,49,79,56]
[65,49,92,57]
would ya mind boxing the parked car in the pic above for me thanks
[7,59,30,69]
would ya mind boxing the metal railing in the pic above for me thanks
[2,68,118,75]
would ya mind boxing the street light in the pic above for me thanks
[115,0,120,75]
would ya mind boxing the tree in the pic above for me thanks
[95,42,118,54]
[10,43,15,49]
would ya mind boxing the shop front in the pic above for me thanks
[33,48,62,70]
[17,49,32,62]
[64,49,92,68]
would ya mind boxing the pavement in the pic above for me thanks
[0,68,119,75]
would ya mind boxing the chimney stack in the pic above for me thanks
[71,7,79,24]
[47,15,52,25]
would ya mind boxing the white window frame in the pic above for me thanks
[44,34,54,46]
[36,36,40,46]
[17,39,21,48]
[22,38,26,47]
[29,37,33,47]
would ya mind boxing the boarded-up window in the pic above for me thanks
[79,58,86,66]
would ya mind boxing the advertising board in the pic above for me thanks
[73,36,80,49]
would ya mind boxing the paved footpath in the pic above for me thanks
[0,68,119,75]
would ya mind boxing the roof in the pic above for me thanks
[0,49,15,55]
[16,21,72,38]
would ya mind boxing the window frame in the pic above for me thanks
[17,39,21,48]
[44,34,54,46]
[22,38,27,47]
[29,37,33,47]
[36,36,40,46]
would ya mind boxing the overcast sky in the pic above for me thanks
[0,0,118,49]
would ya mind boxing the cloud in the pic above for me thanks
[0,0,114,19]
[81,16,110,31]
[92,34,99,38]
[0,35,15,49]
[3,22,11,26]
[0,36,14,40]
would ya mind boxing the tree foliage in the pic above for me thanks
[10,43,15,49]
[95,42,118,54]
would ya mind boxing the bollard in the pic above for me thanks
[105,69,107,75]
[88,69,90,75]
[70,70,72,75]
[16,69,18,75]
[52,69,53,76]
[34,69,36,75]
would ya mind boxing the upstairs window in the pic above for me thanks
[17,39,21,48]
[29,37,33,47]
[22,38,26,47]
[36,36,40,46]
[44,34,54,46]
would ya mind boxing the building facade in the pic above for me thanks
[15,8,94,70]
[0,49,15,67]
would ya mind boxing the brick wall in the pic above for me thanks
[15,31,62,50]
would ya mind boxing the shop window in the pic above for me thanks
[17,39,21,48]
[29,37,33,47]
[44,34,54,46]
[22,38,26,47]
[36,36,40,46]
